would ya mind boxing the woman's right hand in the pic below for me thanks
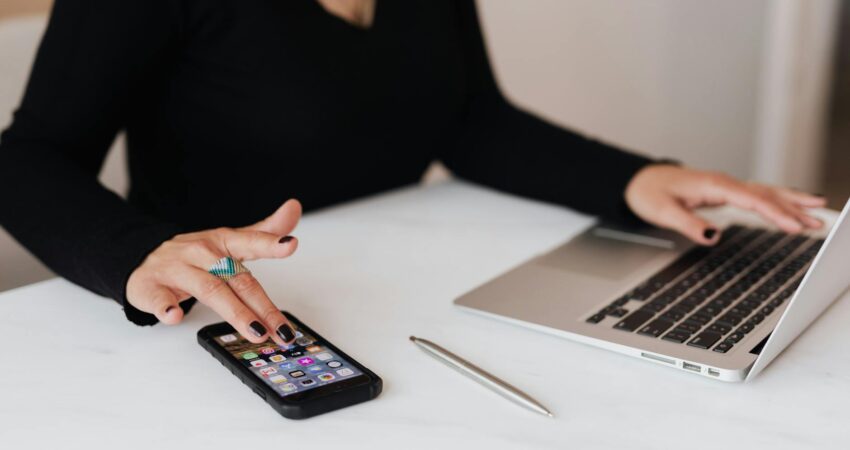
[126,199,302,346]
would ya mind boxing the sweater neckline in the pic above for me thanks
[307,0,383,34]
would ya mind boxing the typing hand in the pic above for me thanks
[126,199,302,345]
[624,165,826,245]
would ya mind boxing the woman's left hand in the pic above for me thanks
[624,164,827,246]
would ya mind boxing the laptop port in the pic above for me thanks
[707,368,720,377]
[640,352,675,365]
[682,362,701,372]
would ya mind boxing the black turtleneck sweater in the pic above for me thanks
[0,0,651,325]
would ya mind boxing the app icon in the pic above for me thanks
[220,334,237,343]
[306,345,321,353]
[242,352,259,360]
[289,370,306,378]
[297,357,315,366]
[300,379,316,387]
[315,352,332,361]
[260,347,276,355]
[318,373,335,382]
[336,368,354,377]
[269,355,285,363]
[295,337,313,346]
[259,367,277,376]
[308,366,323,372]
[269,375,287,384]
[280,383,297,392]
[279,362,295,370]
[250,359,268,367]
[327,361,342,368]
[289,350,304,358]
[295,331,304,338]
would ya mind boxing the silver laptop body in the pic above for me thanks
[454,199,850,382]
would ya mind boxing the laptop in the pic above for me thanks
[454,198,850,381]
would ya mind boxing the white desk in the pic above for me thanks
[1,181,848,449]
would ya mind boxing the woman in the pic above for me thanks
[0,0,825,347]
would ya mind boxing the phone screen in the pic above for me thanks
[213,326,363,397]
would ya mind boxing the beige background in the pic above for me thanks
[0,0,51,18]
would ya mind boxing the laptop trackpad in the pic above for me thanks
[536,227,674,281]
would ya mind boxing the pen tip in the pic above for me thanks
[547,412,555,418]
[409,336,417,342]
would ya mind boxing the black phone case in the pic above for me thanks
[197,311,382,420]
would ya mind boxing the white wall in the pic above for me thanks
[477,0,770,179]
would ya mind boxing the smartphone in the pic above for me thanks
[197,311,382,419]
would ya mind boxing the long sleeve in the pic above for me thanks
[0,0,185,325]
[442,0,653,224]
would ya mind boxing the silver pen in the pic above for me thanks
[409,336,554,418]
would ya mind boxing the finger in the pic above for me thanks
[775,197,823,229]
[711,182,803,233]
[649,198,720,246]
[245,199,302,236]
[227,272,297,346]
[128,282,184,325]
[777,188,828,208]
[164,265,270,344]
[218,228,298,262]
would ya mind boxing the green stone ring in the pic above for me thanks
[208,256,250,281]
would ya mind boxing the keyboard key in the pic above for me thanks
[769,297,787,308]
[638,318,676,337]
[614,310,655,332]
[713,341,734,353]
[641,301,666,313]
[737,322,755,334]
[586,313,606,324]
[729,306,752,317]
[688,331,723,349]
[677,298,702,310]
[726,332,745,343]
[610,307,629,317]
[662,329,692,343]
[717,313,743,327]
[661,309,685,321]
[740,298,761,310]
[690,313,712,325]
[749,313,765,324]
[678,320,703,333]
[698,304,723,317]
[760,305,775,316]
[708,323,731,334]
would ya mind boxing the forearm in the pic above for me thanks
[443,93,653,223]
[0,135,184,324]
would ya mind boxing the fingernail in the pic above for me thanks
[276,323,296,342]
[248,321,267,338]
[703,228,717,240]
[165,306,175,314]
[279,236,294,244]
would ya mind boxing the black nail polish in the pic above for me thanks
[279,236,294,244]
[277,323,296,342]
[703,228,717,240]
[248,321,267,338]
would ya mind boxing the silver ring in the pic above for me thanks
[208,256,250,282]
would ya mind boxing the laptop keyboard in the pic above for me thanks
[586,225,824,354]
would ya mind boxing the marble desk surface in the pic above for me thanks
[1,181,848,450]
